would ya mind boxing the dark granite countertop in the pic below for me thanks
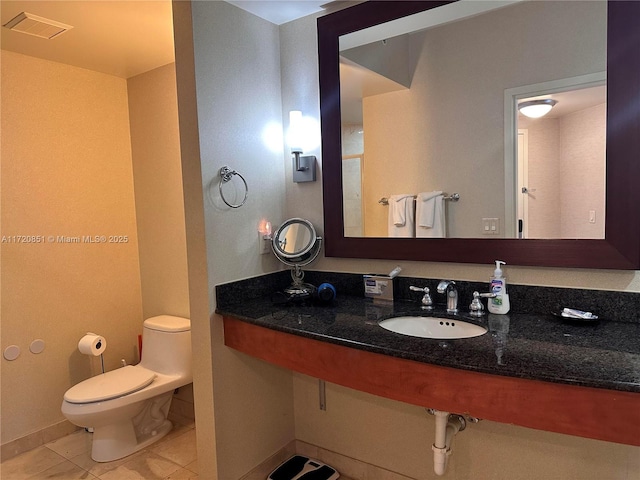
[217,294,640,394]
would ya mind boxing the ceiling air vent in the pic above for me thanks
[3,12,73,39]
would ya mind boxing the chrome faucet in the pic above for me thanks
[409,285,433,310]
[469,291,496,317]
[437,280,458,314]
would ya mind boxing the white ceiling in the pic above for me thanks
[0,1,330,79]
[1,1,175,78]
[228,1,329,25]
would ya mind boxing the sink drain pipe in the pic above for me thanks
[431,410,466,476]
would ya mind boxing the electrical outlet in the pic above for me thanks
[259,233,271,255]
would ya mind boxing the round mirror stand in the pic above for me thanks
[284,265,317,298]
[271,218,323,299]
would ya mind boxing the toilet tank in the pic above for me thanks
[139,315,192,379]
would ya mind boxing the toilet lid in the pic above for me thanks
[144,315,190,332]
[64,366,156,404]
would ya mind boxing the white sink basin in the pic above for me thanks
[379,316,487,339]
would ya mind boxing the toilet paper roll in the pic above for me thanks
[78,333,106,356]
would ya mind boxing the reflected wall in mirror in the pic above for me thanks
[338,0,607,239]
[318,0,640,268]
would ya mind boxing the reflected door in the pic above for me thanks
[517,129,529,239]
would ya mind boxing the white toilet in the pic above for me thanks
[61,315,192,462]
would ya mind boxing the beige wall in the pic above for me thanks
[361,0,606,238]
[127,62,193,422]
[559,103,606,238]
[127,63,190,319]
[188,2,294,479]
[1,52,192,453]
[1,51,143,445]
[172,0,218,475]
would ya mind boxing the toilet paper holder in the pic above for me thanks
[78,333,107,374]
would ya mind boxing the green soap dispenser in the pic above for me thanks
[488,260,510,314]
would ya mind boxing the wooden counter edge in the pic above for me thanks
[223,316,640,446]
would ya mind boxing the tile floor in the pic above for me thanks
[1,422,197,480]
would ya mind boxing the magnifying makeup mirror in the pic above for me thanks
[272,218,322,298]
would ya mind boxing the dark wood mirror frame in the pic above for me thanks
[318,1,640,269]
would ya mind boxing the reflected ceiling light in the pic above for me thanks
[518,99,558,118]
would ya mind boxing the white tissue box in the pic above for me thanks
[364,274,395,302]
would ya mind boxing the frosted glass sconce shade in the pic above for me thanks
[288,110,316,183]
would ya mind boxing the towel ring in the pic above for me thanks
[219,166,248,208]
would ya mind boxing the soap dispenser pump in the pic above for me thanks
[488,260,510,314]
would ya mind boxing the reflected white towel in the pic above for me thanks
[416,191,445,238]
[388,194,415,237]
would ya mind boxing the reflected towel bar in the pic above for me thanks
[379,193,460,205]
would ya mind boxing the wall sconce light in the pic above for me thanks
[289,111,317,183]
[518,99,558,119]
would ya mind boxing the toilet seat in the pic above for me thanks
[64,366,156,404]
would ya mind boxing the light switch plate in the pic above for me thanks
[482,218,500,235]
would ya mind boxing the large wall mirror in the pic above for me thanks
[318,0,640,269]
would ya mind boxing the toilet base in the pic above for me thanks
[90,391,175,462]
[92,419,173,462]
